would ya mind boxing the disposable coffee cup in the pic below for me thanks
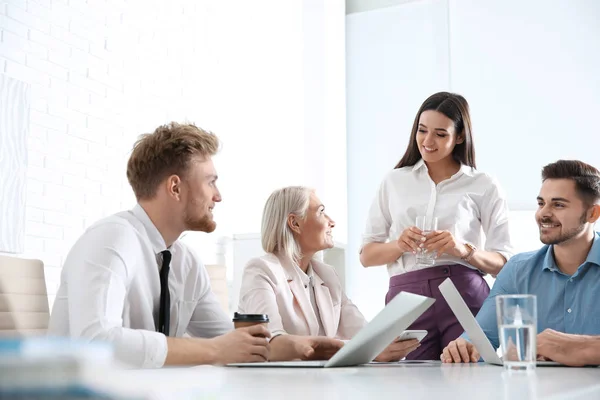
[232,312,269,329]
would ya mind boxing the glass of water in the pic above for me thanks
[415,216,438,266]
[496,295,537,372]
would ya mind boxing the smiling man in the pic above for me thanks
[48,123,271,368]
[440,159,600,363]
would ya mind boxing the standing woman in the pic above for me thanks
[360,92,513,360]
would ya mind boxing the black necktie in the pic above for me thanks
[158,250,171,336]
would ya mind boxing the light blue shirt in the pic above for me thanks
[465,232,600,349]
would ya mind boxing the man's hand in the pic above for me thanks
[209,325,271,364]
[374,339,420,362]
[441,338,480,363]
[537,329,589,367]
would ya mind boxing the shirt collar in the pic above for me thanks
[411,159,427,172]
[543,232,600,272]
[293,261,314,286]
[542,245,559,272]
[460,163,476,177]
[588,232,600,266]
[131,204,170,255]
[307,263,315,281]
[411,158,474,177]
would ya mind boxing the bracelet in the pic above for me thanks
[461,243,477,262]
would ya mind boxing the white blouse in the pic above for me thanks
[296,263,326,336]
[362,159,514,277]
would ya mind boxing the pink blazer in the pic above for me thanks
[238,252,367,339]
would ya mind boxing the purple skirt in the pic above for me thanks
[386,264,490,360]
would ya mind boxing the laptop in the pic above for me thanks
[438,278,562,367]
[227,291,435,368]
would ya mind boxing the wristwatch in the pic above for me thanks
[461,243,477,262]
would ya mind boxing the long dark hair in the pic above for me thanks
[394,92,476,169]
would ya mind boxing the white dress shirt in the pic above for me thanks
[48,204,233,368]
[363,159,514,277]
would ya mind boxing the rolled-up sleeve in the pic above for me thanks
[362,178,393,248]
[66,225,168,369]
[480,178,514,262]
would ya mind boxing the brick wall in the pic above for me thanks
[0,0,236,306]
[1,0,347,311]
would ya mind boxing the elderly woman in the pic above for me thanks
[238,186,420,362]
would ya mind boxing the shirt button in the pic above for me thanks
[442,268,449,274]
[567,308,572,313]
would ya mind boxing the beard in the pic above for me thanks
[183,201,216,233]
[185,213,216,233]
[539,212,588,245]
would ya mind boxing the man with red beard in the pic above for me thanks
[440,160,600,363]
[49,123,270,368]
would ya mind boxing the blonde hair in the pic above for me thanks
[127,122,220,200]
[261,186,312,262]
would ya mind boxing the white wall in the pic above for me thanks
[303,0,348,241]
[346,0,600,319]
[449,0,600,210]
[225,0,348,312]
[0,0,347,310]
[346,0,450,319]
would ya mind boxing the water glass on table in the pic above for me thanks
[415,216,437,266]
[496,295,537,372]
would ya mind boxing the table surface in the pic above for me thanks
[102,361,600,400]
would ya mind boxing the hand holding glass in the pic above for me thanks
[415,216,437,266]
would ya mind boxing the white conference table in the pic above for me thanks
[105,362,600,400]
